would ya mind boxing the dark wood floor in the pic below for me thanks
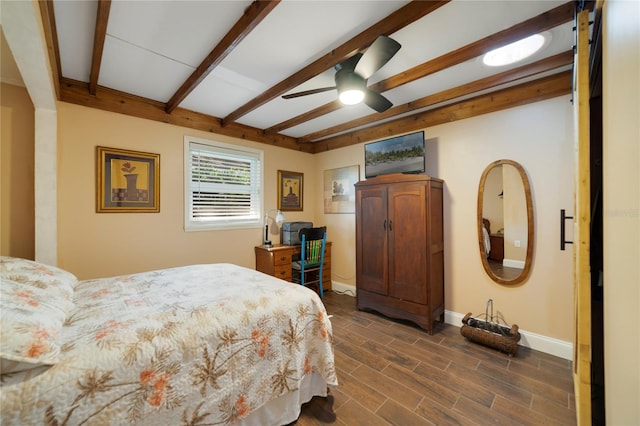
[296,291,576,425]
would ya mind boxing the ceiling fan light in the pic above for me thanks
[483,34,546,67]
[336,69,366,105]
[339,89,365,105]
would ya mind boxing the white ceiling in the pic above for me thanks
[49,0,576,144]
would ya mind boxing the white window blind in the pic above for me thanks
[185,138,263,231]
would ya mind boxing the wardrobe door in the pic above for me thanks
[356,185,388,295]
[387,182,427,304]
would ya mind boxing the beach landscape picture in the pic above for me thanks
[364,131,425,178]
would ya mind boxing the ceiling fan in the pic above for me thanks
[282,35,401,113]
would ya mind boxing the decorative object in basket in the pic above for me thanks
[460,299,521,356]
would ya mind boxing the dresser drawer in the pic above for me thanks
[273,265,292,281]
[273,251,292,266]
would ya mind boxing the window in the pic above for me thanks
[184,136,263,231]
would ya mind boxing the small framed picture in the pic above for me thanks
[277,170,303,211]
[96,146,160,213]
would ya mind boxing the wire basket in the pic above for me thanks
[460,299,521,356]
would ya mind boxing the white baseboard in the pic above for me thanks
[330,280,356,297]
[503,258,525,269]
[328,283,572,360]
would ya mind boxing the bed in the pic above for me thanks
[0,256,337,425]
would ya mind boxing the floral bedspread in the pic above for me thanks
[0,263,337,425]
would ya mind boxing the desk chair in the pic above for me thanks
[291,226,327,298]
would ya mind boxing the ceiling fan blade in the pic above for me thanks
[364,89,393,112]
[354,35,401,80]
[335,53,363,72]
[282,86,336,99]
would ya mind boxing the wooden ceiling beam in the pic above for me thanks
[267,1,574,136]
[165,0,280,114]
[221,0,449,126]
[301,50,574,142]
[89,0,111,96]
[59,77,309,153]
[267,100,343,135]
[310,71,573,153]
[38,0,62,100]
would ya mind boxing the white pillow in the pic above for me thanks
[0,279,69,373]
[0,256,77,300]
[0,257,77,373]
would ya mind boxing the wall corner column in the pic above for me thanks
[34,108,58,264]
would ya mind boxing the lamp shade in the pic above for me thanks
[263,209,286,246]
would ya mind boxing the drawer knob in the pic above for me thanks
[280,256,287,261]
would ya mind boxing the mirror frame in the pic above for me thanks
[477,159,534,285]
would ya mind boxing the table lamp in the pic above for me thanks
[264,209,285,246]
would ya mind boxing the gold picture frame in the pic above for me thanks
[277,170,303,211]
[96,146,160,213]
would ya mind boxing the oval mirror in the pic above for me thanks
[477,159,534,285]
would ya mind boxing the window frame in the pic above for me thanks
[184,136,264,232]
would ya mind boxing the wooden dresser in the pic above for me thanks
[489,234,504,261]
[355,173,444,334]
[255,243,332,291]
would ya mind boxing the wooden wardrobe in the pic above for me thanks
[355,173,444,334]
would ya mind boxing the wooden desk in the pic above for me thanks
[255,243,332,291]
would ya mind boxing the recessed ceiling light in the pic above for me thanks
[483,34,546,67]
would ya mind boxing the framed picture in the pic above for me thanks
[96,146,160,213]
[277,170,303,211]
[324,165,359,214]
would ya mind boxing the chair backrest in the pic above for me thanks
[299,226,326,266]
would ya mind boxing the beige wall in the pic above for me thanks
[603,0,640,423]
[434,97,575,343]
[310,144,364,290]
[316,96,575,343]
[1,82,35,259]
[56,102,317,279]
